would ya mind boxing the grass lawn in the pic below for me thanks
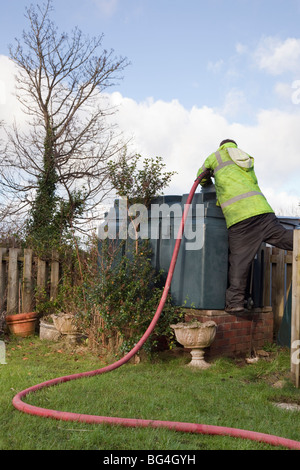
[1,334,300,451]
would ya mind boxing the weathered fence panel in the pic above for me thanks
[22,249,33,313]
[50,250,60,301]
[0,248,7,312]
[37,258,47,292]
[260,236,299,387]
[0,248,60,315]
[0,244,294,320]
[262,246,293,336]
[7,248,21,315]
[291,230,300,387]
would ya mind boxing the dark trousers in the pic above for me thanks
[226,213,294,308]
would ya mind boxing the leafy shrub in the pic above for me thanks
[80,239,180,358]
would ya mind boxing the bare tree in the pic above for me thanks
[0,0,129,244]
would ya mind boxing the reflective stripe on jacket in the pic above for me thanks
[197,142,274,228]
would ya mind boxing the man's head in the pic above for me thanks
[219,139,237,147]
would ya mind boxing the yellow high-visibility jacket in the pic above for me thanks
[197,142,274,228]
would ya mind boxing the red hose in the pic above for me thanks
[12,172,300,450]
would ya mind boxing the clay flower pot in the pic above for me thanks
[6,312,38,338]
[171,321,217,369]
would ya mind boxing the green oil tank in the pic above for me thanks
[148,185,228,310]
[99,186,229,310]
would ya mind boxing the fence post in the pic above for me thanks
[271,247,285,336]
[291,230,300,388]
[0,248,7,312]
[7,248,21,314]
[37,258,47,291]
[263,246,271,306]
[22,249,33,313]
[286,250,293,300]
[50,250,59,301]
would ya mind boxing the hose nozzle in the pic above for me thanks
[195,169,212,184]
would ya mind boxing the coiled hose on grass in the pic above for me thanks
[12,171,300,450]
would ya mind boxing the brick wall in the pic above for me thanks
[184,307,273,358]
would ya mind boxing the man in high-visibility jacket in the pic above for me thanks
[197,139,294,314]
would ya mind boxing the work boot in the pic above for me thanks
[224,305,245,314]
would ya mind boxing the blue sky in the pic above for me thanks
[1,0,300,214]
[2,0,300,112]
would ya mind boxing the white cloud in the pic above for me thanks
[236,43,248,55]
[274,82,294,101]
[263,188,300,217]
[207,59,224,73]
[220,89,247,118]
[0,55,25,125]
[1,55,299,217]
[254,36,300,75]
[108,92,300,216]
[92,0,119,17]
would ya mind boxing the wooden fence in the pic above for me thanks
[259,231,299,387]
[0,243,296,322]
[0,247,60,315]
[1,234,299,386]
[260,245,293,335]
[291,230,300,388]
[0,242,295,324]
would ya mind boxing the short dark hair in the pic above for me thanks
[219,139,237,147]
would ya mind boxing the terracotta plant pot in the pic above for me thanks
[6,312,38,338]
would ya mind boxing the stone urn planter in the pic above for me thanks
[51,313,80,344]
[39,319,61,341]
[6,312,38,338]
[171,321,217,369]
